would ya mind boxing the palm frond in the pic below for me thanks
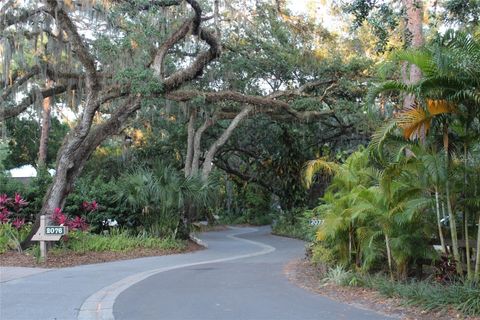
[302,158,339,189]
[394,49,437,77]
[369,120,398,153]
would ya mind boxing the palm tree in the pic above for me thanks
[369,31,480,276]
[115,163,217,238]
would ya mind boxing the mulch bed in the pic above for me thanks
[0,241,203,268]
[284,259,479,320]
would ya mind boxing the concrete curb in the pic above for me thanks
[77,227,275,320]
[189,233,208,248]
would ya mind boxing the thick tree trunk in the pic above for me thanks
[22,98,141,248]
[404,0,424,77]
[38,79,53,166]
[402,0,424,109]
[201,106,253,180]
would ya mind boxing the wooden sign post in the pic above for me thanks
[31,215,68,260]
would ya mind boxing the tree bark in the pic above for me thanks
[404,0,424,76]
[191,117,214,176]
[184,109,196,177]
[22,97,141,248]
[402,0,424,109]
[201,105,253,180]
[38,79,53,166]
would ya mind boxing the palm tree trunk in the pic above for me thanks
[474,168,480,281]
[385,233,393,280]
[464,141,472,279]
[434,187,447,254]
[464,210,472,279]
[446,179,463,275]
[348,223,353,264]
[444,123,463,275]
[475,214,480,281]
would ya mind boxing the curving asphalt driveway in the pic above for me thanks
[1,227,393,320]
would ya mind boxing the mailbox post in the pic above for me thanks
[31,215,67,260]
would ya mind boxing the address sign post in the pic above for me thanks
[31,215,68,260]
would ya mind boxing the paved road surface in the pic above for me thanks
[1,226,393,320]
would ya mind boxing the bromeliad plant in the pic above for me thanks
[0,193,30,253]
[51,207,90,232]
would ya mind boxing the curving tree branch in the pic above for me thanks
[151,0,221,91]
[0,66,41,102]
[1,7,48,32]
[0,84,73,121]
[166,90,334,121]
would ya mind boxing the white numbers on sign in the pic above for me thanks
[310,219,323,226]
[45,227,64,235]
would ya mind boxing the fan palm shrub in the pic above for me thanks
[115,162,216,238]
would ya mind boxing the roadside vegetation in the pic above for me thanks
[1,0,480,317]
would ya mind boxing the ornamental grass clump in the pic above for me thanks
[361,275,480,316]
[57,229,185,253]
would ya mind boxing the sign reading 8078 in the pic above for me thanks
[45,226,66,235]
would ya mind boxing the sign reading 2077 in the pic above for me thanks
[45,226,66,235]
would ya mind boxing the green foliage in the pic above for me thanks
[271,209,318,241]
[21,168,53,220]
[2,117,68,169]
[64,176,123,231]
[0,223,32,253]
[218,182,274,226]
[0,143,8,171]
[0,174,26,195]
[312,147,438,276]
[115,68,163,95]
[310,242,336,267]
[53,229,185,253]
[342,0,399,52]
[272,220,310,241]
[0,169,53,222]
[361,275,480,316]
[323,265,354,286]
[367,30,480,280]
